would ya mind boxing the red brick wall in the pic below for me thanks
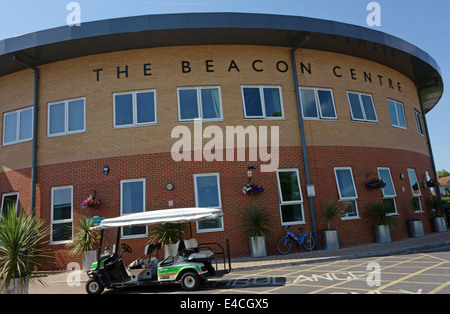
[0,146,436,270]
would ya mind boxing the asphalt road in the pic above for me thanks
[30,246,450,295]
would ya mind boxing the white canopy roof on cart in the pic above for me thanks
[90,207,223,230]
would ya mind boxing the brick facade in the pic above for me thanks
[0,45,436,270]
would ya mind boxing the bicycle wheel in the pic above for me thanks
[276,237,292,255]
[301,233,316,251]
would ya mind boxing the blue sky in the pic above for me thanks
[1,0,449,172]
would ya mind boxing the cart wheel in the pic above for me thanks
[86,278,104,294]
[180,271,201,291]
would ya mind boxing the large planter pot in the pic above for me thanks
[83,250,98,271]
[0,277,29,294]
[374,225,391,243]
[432,217,447,233]
[408,219,424,238]
[250,236,267,258]
[322,230,340,250]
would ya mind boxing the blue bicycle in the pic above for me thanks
[276,226,316,254]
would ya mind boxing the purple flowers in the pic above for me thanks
[80,195,102,208]
[242,183,264,195]
[365,178,386,189]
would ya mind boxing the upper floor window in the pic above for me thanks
[299,87,337,120]
[347,91,377,123]
[388,99,407,129]
[114,90,157,127]
[414,111,424,135]
[48,98,85,136]
[241,86,284,119]
[3,107,33,145]
[177,87,222,122]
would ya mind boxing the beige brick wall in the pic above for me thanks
[0,45,429,172]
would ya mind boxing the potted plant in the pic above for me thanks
[408,197,425,237]
[427,196,447,232]
[238,203,271,257]
[149,223,183,258]
[0,205,50,294]
[65,216,101,271]
[322,201,340,250]
[364,201,398,243]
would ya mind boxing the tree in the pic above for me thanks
[437,169,450,177]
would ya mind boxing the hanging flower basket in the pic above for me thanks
[242,183,264,195]
[80,194,102,209]
[365,178,386,190]
[422,180,436,188]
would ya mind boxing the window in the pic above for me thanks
[377,167,397,215]
[51,186,73,244]
[334,167,359,219]
[415,111,424,135]
[120,179,147,237]
[407,168,422,212]
[388,99,407,129]
[1,192,18,216]
[242,86,284,119]
[193,173,223,232]
[425,170,436,196]
[114,90,157,127]
[3,107,33,145]
[48,98,85,136]
[299,87,337,120]
[276,169,304,225]
[177,87,222,122]
[347,92,377,122]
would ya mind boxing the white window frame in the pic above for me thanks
[113,89,157,128]
[414,110,424,136]
[377,167,398,215]
[193,173,224,233]
[276,169,305,226]
[1,192,19,216]
[48,97,86,137]
[334,167,359,220]
[241,85,285,119]
[50,186,73,245]
[120,178,147,238]
[347,91,378,123]
[177,86,223,122]
[388,99,407,129]
[407,168,423,213]
[2,107,34,145]
[299,87,337,120]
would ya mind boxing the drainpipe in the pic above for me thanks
[418,87,440,199]
[12,54,39,217]
[290,35,319,246]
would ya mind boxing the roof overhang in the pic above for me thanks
[0,12,443,112]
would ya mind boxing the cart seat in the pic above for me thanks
[183,239,215,262]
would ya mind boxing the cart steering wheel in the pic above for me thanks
[121,243,133,253]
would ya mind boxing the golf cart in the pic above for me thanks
[85,207,231,294]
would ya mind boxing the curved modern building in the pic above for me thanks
[0,13,443,270]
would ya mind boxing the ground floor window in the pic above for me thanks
[334,167,359,219]
[407,169,423,212]
[193,173,223,232]
[51,186,73,244]
[377,167,397,215]
[1,192,18,216]
[120,179,147,238]
[276,169,305,225]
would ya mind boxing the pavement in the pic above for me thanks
[29,230,450,294]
